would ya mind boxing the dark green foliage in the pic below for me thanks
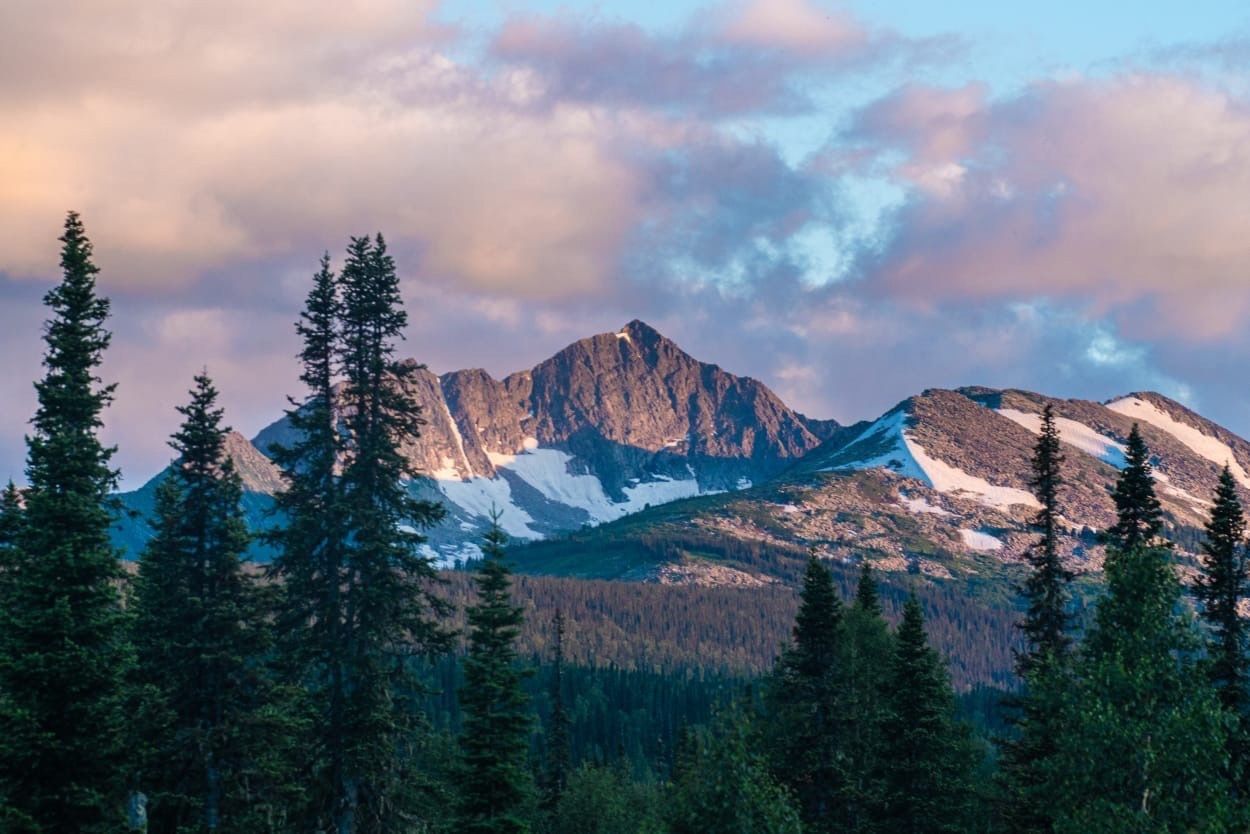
[831,562,892,832]
[878,596,978,834]
[459,520,535,834]
[667,707,802,834]
[0,212,132,834]
[131,373,298,831]
[1043,433,1234,830]
[999,403,1075,832]
[1046,543,1233,832]
[764,555,843,831]
[1019,403,1073,668]
[1198,464,1250,787]
[0,482,22,605]
[1106,423,1164,554]
[268,239,450,833]
[548,764,663,834]
[544,610,572,807]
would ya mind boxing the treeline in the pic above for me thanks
[441,571,1020,688]
[4,214,1250,832]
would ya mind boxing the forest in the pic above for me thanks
[3,213,1250,833]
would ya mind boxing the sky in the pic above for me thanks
[5,0,1250,488]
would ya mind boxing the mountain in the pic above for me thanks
[513,385,1250,582]
[115,320,834,560]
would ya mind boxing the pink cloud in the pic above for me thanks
[854,74,1250,339]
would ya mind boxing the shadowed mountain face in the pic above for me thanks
[116,320,834,560]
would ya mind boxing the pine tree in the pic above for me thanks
[999,403,1075,832]
[833,562,891,832]
[878,596,978,834]
[1106,423,1163,554]
[1020,403,1073,666]
[764,554,843,832]
[270,239,450,833]
[0,212,132,833]
[131,373,290,832]
[1197,464,1249,792]
[458,519,534,834]
[545,609,572,807]
[1046,440,1233,831]
[668,707,802,834]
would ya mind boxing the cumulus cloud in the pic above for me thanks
[849,74,1250,339]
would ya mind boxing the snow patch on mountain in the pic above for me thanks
[960,529,1003,552]
[436,475,541,539]
[1107,396,1250,487]
[830,410,1040,510]
[996,408,1127,468]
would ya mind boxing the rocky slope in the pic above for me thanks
[116,320,833,559]
[511,386,1250,591]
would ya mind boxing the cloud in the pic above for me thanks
[848,74,1250,339]
[491,0,954,118]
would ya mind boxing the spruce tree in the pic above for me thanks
[545,609,572,807]
[1000,403,1074,832]
[458,519,534,834]
[878,596,978,834]
[1046,439,1232,831]
[833,562,891,832]
[0,212,132,833]
[1106,423,1163,554]
[668,707,802,834]
[764,554,843,832]
[270,239,449,833]
[1197,464,1249,792]
[131,373,286,832]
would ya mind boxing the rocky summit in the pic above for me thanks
[115,320,836,561]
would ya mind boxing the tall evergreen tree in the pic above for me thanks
[1020,403,1073,667]
[878,596,978,834]
[833,562,892,832]
[270,239,450,833]
[1000,403,1075,832]
[458,519,534,834]
[1046,437,1232,832]
[1197,464,1249,791]
[545,609,572,807]
[669,707,802,834]
[131,373,289,832]
[1106,423,1164,554]
[0,212,132,833]
[764,554,843,832]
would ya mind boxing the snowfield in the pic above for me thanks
[959,529,1003,552]
[1107,397,1250,487]
[830,409,1040,510]
[996,408,1128,469]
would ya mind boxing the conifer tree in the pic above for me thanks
[0,212,132,833]
[458,519,534,834]
[545,609,572,807]
[1106,423,1163,554]
[1046,438,1232,831]
[833,562,891,832]
[131,373,287,832]
[1197,464,1249,791]
[271,239,450,833]
[1020,403,1073,666]
[765,554,843,832]
[669,707,802,834]
[878,596,978,834]
[999,404,1074,832]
